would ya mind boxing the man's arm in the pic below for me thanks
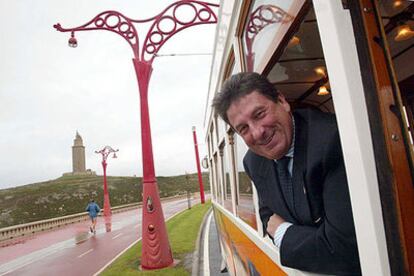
[279,133,361,275]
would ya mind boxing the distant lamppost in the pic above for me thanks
[192,126,205,204]
[95,146,119,217]
[54,1,218,270]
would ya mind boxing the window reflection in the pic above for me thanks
[242,0,304,71]
[235,134,257,229]
[213,153,222,204]
[221,143,233,212]
[378,0,414,155]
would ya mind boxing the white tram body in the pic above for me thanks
[203,0,414,275]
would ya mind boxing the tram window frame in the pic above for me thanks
[220,140,234,213]
[234,132,258,230]
[227,129,239,208]
[347,1,414,272]
[213,152,223,204]
[236,0,308,74]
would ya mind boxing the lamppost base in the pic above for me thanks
[139,259,180,271]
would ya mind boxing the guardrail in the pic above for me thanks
[0,193,197,242]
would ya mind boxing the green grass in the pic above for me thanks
[0,173,209,228]
[101,201,212,276]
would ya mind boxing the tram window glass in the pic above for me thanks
[267,5,334,113]
[207,136,212,159]
[209,159,216,201]
[210,123,216,154]
[221,143,233,212]
[235,134,257,230]
[242,0,305,72]
[213,153,223,204]
[231,53,240,75]
[217,117,226,142]
[378,0,414,155]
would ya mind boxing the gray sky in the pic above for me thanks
[0,0,218,189]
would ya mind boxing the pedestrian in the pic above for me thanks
[85,199,100,234]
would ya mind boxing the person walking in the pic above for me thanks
[85,199,100,234]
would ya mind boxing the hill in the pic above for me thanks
[0,173,209,228]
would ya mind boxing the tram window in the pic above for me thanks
[217,116,226,142]
[213,153,223,204]
[207,136,212,160]
[211,120,217,152]
[220,143,233,212]
[379,0,414,156]
[209,158,216,202]
[267,5,334,113]
[235,134,257,230]
[242,0,305,72]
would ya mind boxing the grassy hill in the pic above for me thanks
[0,173,209,228]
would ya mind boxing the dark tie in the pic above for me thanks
[277,156,294,212]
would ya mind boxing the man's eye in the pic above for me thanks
[256,110,265,118]
[239,126,247,134]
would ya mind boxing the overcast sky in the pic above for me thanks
[0,0,218,189]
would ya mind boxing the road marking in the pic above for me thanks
[203,212,213,276]
[0,259,37,276]
[77,249,93,258]
[111,233,123,240]
[93,205,191,276]
[92,238,141,276]
[0,240,71,275]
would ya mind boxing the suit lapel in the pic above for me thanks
[255,156,297,223]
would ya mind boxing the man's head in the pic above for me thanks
[212,72,293,160]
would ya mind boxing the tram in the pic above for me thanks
[203,0,414,275]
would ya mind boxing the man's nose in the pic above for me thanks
[251,124,264,141]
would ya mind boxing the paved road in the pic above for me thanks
[0,196,199,276]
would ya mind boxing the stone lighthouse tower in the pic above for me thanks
[72,131,86,173]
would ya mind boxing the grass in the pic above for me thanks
[101,201,212,276]
[0,173,209,228]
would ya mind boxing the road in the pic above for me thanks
[0,196,198,276]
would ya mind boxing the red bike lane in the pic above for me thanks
[0,197,196,276]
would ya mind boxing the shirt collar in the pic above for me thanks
[275,116,295,161]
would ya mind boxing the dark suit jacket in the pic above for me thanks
[243,108,361,275]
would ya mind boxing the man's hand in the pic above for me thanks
[267,213,285,238]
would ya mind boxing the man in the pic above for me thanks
[212,72,361,275]
[86,199,100,234]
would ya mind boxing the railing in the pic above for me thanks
[0,193,197,242]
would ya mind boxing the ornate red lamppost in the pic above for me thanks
[95,146,119,217]
[54,1,218,270]
[192,126,205,204]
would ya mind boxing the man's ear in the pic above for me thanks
[278,94,291,113]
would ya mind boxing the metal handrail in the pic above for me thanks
[0,193,194,242]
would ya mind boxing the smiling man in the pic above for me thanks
[212,72,361,275]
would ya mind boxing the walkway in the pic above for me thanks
[0,197,196,276]
[197,211,230,276]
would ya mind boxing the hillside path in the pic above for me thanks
[0,196,199,276]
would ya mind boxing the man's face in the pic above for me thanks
[227,91,293,160]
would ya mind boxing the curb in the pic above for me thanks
[94,203,193,276]
[191,206,213,276]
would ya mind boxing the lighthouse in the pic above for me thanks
[72,131,86,173]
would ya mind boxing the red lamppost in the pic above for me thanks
[95,146,119,217]
[53,1,218,270]
[192,126,205,204]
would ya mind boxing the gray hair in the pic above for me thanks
[212,72,280,125]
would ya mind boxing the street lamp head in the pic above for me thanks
[68,32,78,48]
[112,153,117,159]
